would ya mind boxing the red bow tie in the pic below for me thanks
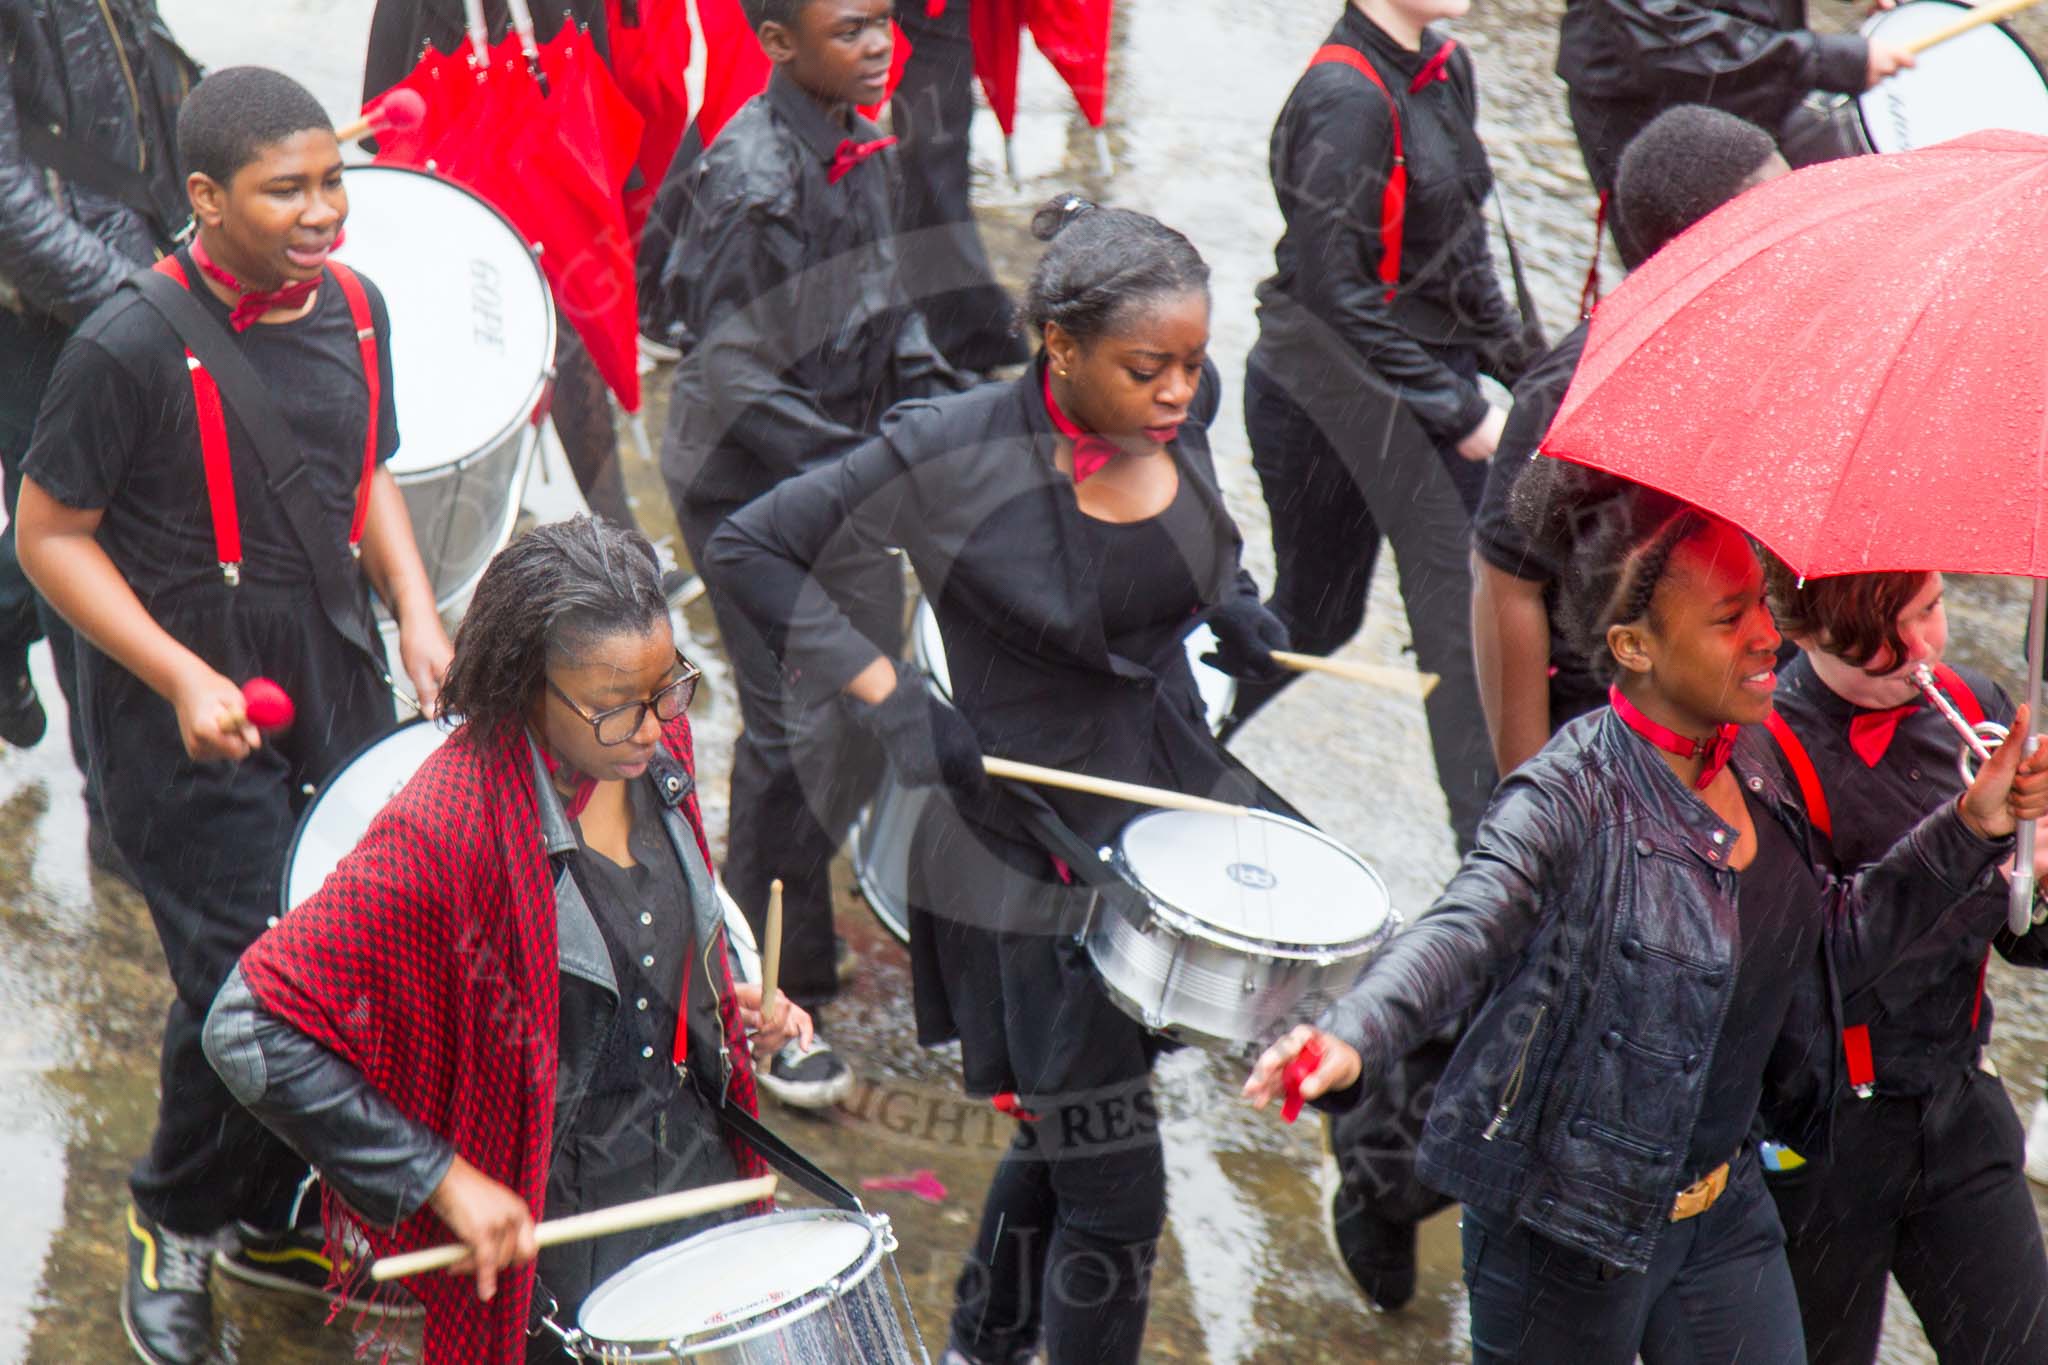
[189,234,323,332]
[828,135,897,186]
[1848,702,1920,767]
[1043,370,1123,483]
[1410,39,1458,93]
[1610,685,1739,791]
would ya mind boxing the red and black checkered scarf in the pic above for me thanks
[238,714,762,1362]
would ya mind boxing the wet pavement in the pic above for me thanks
[9,0,2048,1361]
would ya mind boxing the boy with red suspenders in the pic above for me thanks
[14,67,450,1365]
[1760,564,2048,1365]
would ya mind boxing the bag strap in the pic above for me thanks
[1309,44,1406,304]
[711,1092,862,1213]
[122,267,385,671]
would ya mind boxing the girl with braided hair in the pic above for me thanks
[1246,470,2048,1363]
[707,195,1288,1365]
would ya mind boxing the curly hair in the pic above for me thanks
[1511,457,1716,681]
[1023,194,1210,346]
[438,517,669,737]
[1763,559,1930,673]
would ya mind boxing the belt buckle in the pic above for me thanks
[1669,1160,1730,1222]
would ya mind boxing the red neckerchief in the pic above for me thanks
[1041,370,1182,484]
[1609,684,1738,791]
[1848,702,1920,767]
[1409,37,1458,93]
[189,232,329,332]
[534,739,598,819]
[827,135,897,185]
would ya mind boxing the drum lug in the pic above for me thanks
[874,1212,898,1255]
[1242,976,1259,994]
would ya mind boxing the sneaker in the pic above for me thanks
[121,1205,214,1364]
[638,331,683,366]
[1320,1147,1419,1312]
[0,655,46,749]
[215,1221,422,1317]
[2026,1096,2048,1186]
[759,1034,856,1109]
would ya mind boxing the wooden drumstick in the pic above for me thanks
[1901,0,2047,54]
[761,878,784,1018]
[982,756,1250,818]
[1270,650,1440,699]
[368,1174,779,1282]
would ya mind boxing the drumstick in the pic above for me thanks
[368,1174,779,1282]
[1270,651,1440,699]
[982,756,1250,818]
[760,878,784,1018]
[1901,0,2047,54]
[335,88,428,145]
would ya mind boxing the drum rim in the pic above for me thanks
[277,715,449,918]
[1858,0,2048,147]
[574,1208,891,1353]
[337,162,557,479]
[1109,809,1399,959]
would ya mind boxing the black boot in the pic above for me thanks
[120,1205,214,1364]
[0,651,45,749]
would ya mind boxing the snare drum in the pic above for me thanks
[570,1209,925,1363]
[333,165,555,612]
[280,719,449,916]
[1782,0,2048,164]
[847,599,1239,943]
[1084,808,1398,1048]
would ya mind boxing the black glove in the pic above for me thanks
[1201,599,1291,683]
[847,669,989,797]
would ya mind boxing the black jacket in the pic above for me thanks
[703,360,1264,839]
[0,0,194,328]
[1556,0,1869,128]
[1318,708,2011,1272]
[203,742,736,1227]
[656,69,961,511]
[1768,656,2048,1097]
[1249,5,1525,445]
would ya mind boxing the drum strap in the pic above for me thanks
[144,256,381,580]
[1761,663,1991,1098]
[710,1092,862,1213]
[123,266,386,673]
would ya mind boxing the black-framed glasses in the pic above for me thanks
[547,650,701,746]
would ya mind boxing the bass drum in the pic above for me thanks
[332,165,555,615]
[1781,0,2048,164]
[847,599,1237,944]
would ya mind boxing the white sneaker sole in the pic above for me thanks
[759,1066,857,1110]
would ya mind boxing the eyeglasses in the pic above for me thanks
[547,651,701,746]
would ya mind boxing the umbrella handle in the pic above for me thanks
[2013,579,2048,935]
[503,0,550,94]
[462,0,489,68]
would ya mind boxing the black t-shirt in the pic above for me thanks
[22,248,400,606]
[1686,792,1818,1176]
[1472,321,1605,725]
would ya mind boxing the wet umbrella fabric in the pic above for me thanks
[969,0,1113,136]
[1541,130,2048,580]
[608,0,694,242]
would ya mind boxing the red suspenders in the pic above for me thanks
[1763,665,1989,1097]
[1307,44,1411,305]
[152,256,381,587]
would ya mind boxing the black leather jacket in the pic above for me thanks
[203,742,735,1226]
[1318,708,2011,1272]
[0,0,195,327]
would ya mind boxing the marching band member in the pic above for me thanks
[706,197,1288,1365]
[1759,565,2048,1363]
[1248,468,2048,1364]
[206,518,804,1364]
[14,67,450,1365]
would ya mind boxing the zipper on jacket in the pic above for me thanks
[1483,1003,1547,1140]
[92,0,148,171]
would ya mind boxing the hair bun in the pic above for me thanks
[1030,194,1097,242]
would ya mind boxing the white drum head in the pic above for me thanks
[282,721,449,911]
[1859,0,2048,153]
[578,1212,875,1344]
[914,598,952,699]
[333,166,554,474]
[1118,810,1391,949]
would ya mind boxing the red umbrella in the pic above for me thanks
[1540,129,2048,928]
[608,0,694,244]
[970,0,1114,175]
[695,0,912,146]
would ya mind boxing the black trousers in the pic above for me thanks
[1464,1152,1805,1364]
[679,501,901,1013]
[1771,1069,2048,1364]
[1234,358,1497,852]
[98,589,393,1234]
[891,0,1029,373]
